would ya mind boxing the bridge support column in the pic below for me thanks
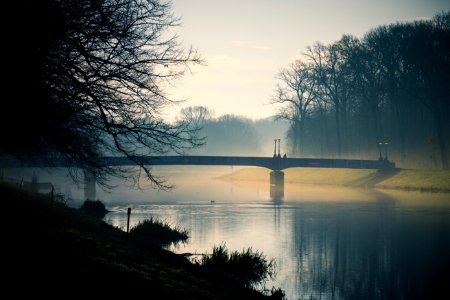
[270,170,284,202]
[84,171,96,200]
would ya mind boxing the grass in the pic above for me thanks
[2,181,281,299]
[219,167,450,192]
[129,217,189,247]
[197,243,277,289]
[376,169,450,192]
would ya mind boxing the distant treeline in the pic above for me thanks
[273,11,450,169]
[177,106,288,156]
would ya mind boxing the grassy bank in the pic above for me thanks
[3,182,280,299]
[219,167,450,192]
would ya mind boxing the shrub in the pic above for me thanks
[198,243,277,288]
[129,217,189,247]
[79,200,108,218]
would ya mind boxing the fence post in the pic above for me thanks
[126,207,131,233]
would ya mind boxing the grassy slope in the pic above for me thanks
[219,167,450,192]
[3,182,271,299]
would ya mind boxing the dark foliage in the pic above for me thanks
[198,243,277,288]
[2,0,202,189]
[79,199,109,218]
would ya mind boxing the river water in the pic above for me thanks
[13,166,450,299]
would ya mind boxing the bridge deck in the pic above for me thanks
[0,155,395,170]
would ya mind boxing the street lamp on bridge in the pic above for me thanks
[378,141,389,161]
[384,142,389,161]
[273,139,277,158]
[277,139,281,158]
[378,142,383,160]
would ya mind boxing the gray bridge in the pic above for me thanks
[0,155,395,201]
[103,155,395,170]
[0,155,394,171]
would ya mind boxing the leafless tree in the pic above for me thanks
[2,0,204,189]
[304,40,354,156]
[272,60,317,155]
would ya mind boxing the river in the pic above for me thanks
[12,166,450,299]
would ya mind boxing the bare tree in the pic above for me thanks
[304,40,353,156]
[272,60,317,155]
[2,0,203,188]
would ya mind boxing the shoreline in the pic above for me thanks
[3,181,279,299]
[218,167,450,193]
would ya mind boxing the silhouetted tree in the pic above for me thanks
[2,0,203,188]
[399,15,450,168]
[272,60,317,155]
[274,11,450,168]
[305,40,353,156]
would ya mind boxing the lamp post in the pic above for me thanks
[277,139,281,158]
[378,142,383,160]
[384,142,389,161]
[273,139,277,158]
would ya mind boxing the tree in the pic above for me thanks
[304,40,353,156]
[272,60,317,155]
[2,0,203,188]
[399,14,450,168]
[177,106,215,127]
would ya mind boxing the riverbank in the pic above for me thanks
[219,168,450,192]
[3,182,279,299]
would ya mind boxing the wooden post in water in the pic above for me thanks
[126,207,131,233]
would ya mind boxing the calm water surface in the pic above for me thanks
[71,166,450,299]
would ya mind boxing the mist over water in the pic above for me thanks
[5,166,450,299]
[98,167,450,300]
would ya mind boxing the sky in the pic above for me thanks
[165,0,450,121]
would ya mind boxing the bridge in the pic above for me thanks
[0,155,394,171]
[0,154,395,201]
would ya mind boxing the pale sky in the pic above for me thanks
[165,0,450,121]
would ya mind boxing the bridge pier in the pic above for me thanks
[270,170,284,201]
[83,171,96,200]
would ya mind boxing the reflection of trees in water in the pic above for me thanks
[293,200,450,299]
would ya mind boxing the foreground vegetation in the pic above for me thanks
[220,167,450,192]
[129,218,189,248]
[4,182,283,299]
[197,244,277,289]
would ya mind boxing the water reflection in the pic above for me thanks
[102,169,450,300]
[8,166,449,299]
[291,199,450,299]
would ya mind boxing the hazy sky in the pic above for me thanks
[165,0,450,121]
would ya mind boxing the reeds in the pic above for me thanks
[129,217,189,247]
[197,243,277,288]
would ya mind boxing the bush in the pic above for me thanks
[79,200,108,218]
[129,217,189,247]
[198,243,277,288]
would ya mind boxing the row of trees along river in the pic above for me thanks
[271,11,449,170]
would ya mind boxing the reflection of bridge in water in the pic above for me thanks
[0,155,396,201]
